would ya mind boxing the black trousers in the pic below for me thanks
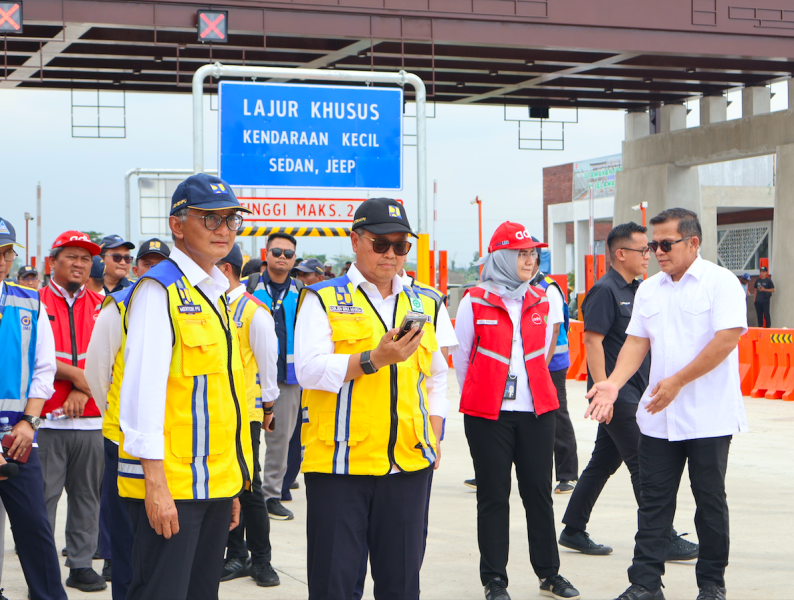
[1,448,67,600]
[563,401,642,531]
[754,301,771,328]
[102,438,134,600]
[551,369,579,481]
[126,498,233,600]
[226,421,272,564]
[628,434,731,591]
[305,467,432,600]
[465,411,559,585]
[281,408,302,499]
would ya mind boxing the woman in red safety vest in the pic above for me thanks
[452,221,580,600]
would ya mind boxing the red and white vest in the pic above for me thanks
[39,283,103,418]
[459,285,559,420]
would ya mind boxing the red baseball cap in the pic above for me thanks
[487,221,548,254]
[51,231,101,256]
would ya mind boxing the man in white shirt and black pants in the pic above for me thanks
[587,208,747,600]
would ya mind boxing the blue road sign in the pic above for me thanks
[219,82,403,190]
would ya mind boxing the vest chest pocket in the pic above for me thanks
[317,410,370,446]
[414,325,439,375]
[170,425,228,462]
[329,314,374,353]
[176,317,224,376]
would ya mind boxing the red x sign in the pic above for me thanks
[197,10,227,43]
[0,2,22,33]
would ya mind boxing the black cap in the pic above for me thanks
[90,256,105,279]
[17,265,37,277]
[221,244,244,269]
[100,234,135,251]
[760,265,768,271]
[0,217,22,248]
[295,258,324,276]
[170,173,252,215]
[136,238,171,261]
[351,198,416,237]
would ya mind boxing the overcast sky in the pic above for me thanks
[1,87,628,268]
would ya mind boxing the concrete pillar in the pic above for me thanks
[574,219,589,294]
[770,144,793,327]
[660,104,687,133]
[742,86,771,118]
[625,111,650,141]
[789,78,794,110]
[700,95,727,126]
[551,221,566,275]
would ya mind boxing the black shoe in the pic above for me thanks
[220,557,251,582]
[61,546,67,557]
[484,577,510,600]
[0,587,8,600]
[559,529,613,555]
[540,574,580,599]
[102,559,112,582]
[267,498,294,520]
[65,568,108,592]
[666,532,698,561]
[554,480,577,494]
[614,584,665,600]
[290,480,300,490]
[464,478,477,490]
[251,562,280,587]
[697,585,726,600]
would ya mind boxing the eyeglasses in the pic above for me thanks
[187,212,244,232]
[518,250,538,259]
[269,248,296,259]
[106,253,133,264]
[0,249,17,262]
[619,247,652,257]
[647,237,692,254]
[360,234,412,256]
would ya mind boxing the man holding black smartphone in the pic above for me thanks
[294,198,448,600]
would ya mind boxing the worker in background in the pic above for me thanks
[85,238,171,600]
[560,222,698,562]
[0,217,68,600]
[453,222,580,600]
[242,258,263,279]
[753,265,774,327]
[118,173,254,600]
[295,198,447,599]
[217,244,281,588]
[247,233,302,521]
[99,235,134,294]
[17,265,40,290]
[38,230,106,593]
[528,236,578,495]
[323,260,335,279]
[86,256,105,295]
[294,258,325,287]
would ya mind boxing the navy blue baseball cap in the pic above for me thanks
[137,238,171,261]
[295,258,324,276]
[90,256,105,279]
[170,174,251,216]
[220,244,244,269]
[17,265,37,278]
[100,234,135,251]
[0,217,22,248]
[352,198,416,237]
[530,235,549,249]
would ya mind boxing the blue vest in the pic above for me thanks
[251,275,300,385]
[534,274,571,372]
[0,282,40,427]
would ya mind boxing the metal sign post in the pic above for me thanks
[193,62,431,283]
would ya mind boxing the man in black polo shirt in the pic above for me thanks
[559,222,698,561]
[752,266,774,327]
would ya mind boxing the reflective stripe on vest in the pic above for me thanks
[228,291,270,422]
[252,276,299,384]
[0,283,39,420]
[533,275,571,372]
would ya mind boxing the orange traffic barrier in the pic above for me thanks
[567,320,587,381]
[738,329,762,397]
[448,319,455,368]
[751,329,794,400]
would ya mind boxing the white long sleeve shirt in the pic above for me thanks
[226,284,279,405]
[84,301,120,420]
[119,248,230,460]
[294,263,449,418]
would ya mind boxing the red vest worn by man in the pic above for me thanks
[459,285,559,420]
[39,282,103,417]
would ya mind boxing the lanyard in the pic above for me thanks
[267,283,288,314]
[0,282,6,324]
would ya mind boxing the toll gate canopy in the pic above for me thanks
[3,0,794,112]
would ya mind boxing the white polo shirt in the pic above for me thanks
[626,256,749,441]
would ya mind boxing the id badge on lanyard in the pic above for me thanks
[267,284,288,314]
[504,334,517,400]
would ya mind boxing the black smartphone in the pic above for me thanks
[394,313,430,341]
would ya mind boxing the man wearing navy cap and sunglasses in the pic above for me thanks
[99,235,135,295]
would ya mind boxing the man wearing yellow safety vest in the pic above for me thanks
[117,173,254,600]
[215,243,281,588]
[294,197,449,599]
[85,238,171,600]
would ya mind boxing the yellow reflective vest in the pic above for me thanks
[299,277,440,476]
[101,291,128,443]
[117,261,253,501]
[228,290,271,423]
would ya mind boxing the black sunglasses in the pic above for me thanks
[269,248,296,259]
[360,234,412,256]
[647,236,692,254]
[106,253,133,264]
